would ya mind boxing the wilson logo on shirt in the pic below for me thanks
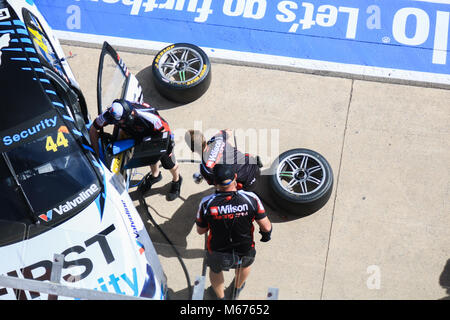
[209,204,249,219]
[210,206,219,216]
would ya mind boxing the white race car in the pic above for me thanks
[0,0,167,300]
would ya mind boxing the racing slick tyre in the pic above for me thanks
[269,148,333,216]
[152,43,211,103]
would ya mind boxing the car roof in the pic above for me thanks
[0,2,66,149]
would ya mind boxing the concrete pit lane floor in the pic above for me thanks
[63,43,450,300]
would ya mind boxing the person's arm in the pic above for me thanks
[88,124,101,157]
[197,225,208,235]
[89,111,113,157]
[249,192,272,241]
[256,216,272,233]
[256,216,272,242]
[196,201,209,235]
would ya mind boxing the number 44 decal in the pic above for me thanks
[45,126,69,152]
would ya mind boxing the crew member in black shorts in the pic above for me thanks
[89,99,182,201]
[196,165,272,300]
[186,129,262,191]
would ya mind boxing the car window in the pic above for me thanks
[0,125,100,226]
[99,52,128,112]
[22,9,66,81]
[0,159,33,224]
[44,66,91,140]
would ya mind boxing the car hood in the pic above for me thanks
[0,165,167,300]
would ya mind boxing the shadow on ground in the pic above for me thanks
[135,66,184,110]
[252,172,327,223]
[439,259,450,300]
[131,184,211,260]
[128,171,328,300]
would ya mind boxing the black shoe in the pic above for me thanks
[138,172,162,195]
[166,175,182,201]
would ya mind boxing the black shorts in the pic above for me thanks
[147,139,177,170]
[159,150,176,170]
[206,248,256,273]
[240,165,260,191]
[118,130,177,170]
[233,164,261,191]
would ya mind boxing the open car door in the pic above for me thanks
[96,42,143,183]
[97,41,143,116]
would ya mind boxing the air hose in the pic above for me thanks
[131,160,202,300]
[137,193,193,300]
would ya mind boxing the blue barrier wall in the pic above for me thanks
[34,0,450,85]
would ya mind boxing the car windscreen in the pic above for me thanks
[23,8,67,81]
[0,124,100,226]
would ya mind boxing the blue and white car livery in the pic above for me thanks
[0,0,166,300]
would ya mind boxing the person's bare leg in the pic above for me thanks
[234,265,251,290]
[150,163,160,177]
[209,270,225,299]
[169,163,180,182]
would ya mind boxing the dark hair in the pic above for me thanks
[185,130,206,153]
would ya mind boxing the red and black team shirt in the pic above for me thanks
[200,130,258,188]
[93,101,171,140]
[196,190,267,254]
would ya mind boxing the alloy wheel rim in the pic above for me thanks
[158,47,204,84]
[276,153,326,196]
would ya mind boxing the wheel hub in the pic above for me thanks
[294,170,306,180]
[175,62,186,71]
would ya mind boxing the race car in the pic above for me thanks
[0,0,167,300]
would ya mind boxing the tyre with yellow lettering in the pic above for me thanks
[152,43,211,103]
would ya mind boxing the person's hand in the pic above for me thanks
[259,227,272,242]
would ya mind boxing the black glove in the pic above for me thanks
[259,227,272,242]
